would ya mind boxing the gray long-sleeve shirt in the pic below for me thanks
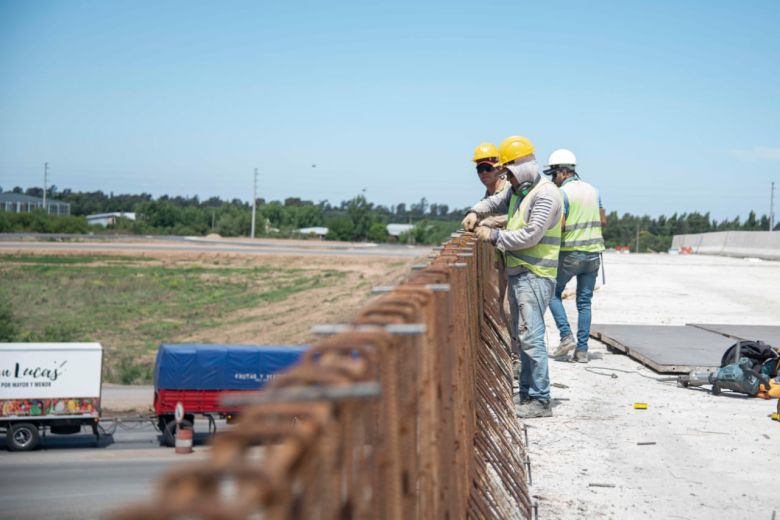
[471,178,563,275]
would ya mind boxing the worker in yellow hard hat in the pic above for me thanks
[461,136,564,419]
[472,142,508,198]
[471,142,516,368]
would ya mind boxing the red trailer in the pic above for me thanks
[153,344,307,446]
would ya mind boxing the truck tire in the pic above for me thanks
[7,423,39,452]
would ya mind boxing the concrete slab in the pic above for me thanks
[687,323,780,347]
[538,253,780,519]
[590,324,735,373]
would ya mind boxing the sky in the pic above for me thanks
[1,0,779,219]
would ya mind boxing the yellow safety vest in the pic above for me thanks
[504,180,562,279]
[561,179,604,253]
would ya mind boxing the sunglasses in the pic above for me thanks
[476,163,495,174]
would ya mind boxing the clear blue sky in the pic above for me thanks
[1,1,778,219]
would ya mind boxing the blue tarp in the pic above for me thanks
[154,344,308,391]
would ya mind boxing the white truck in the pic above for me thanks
[0,343,102,451]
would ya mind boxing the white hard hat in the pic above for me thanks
[546,149,577,170]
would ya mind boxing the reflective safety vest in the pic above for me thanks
[504,179,562,279]
[561,179,604,253]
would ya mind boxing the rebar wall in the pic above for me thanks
[115,235,531,520]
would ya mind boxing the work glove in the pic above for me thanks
[461,212,478,231]
[474,226,494,242]
[479,215,508,229]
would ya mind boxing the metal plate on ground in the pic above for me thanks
[590,325,735,373]
[687,324,780,348]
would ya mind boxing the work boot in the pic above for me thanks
[516,399,552,419]
[551,335,576,358]
[513,392,529,406]
[573,350,588,363]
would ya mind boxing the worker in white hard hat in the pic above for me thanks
[544,149,606,363]
[461,136,564,419]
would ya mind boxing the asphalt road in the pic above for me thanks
[0,235,433,258]
[0,456,181,520]
[0,420,220,519]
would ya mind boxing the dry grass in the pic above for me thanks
[0,252,417,383]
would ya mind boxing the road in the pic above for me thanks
[0,420,219,520]
[0,235,433,258]
[0,455,188,520]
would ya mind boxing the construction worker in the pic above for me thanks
[544,149,606,363]
[462,136,563,418]
[471,142,517,371]
[472,142,509,199]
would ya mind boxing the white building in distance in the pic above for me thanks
[86,212,136,227]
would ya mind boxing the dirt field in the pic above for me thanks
[0,248,420,382]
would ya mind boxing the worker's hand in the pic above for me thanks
[461,212,478,231]
[479,215,508,229]
[474,226,494,242]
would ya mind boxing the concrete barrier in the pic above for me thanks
[672,231,780,260]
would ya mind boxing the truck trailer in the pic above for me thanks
[153,343,307,446]
[0,343,103,451]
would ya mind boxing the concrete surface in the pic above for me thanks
[590,324,735,373]
[532,252,780,519]
[688,324,780,347]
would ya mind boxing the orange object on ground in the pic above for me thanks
[756,379,780,399]
[175,426,193,454]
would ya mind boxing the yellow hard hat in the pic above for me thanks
[472,142,499,163]
[498,136,535,165]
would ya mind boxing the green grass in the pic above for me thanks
[0,253,346,383]
[1,253,156,264]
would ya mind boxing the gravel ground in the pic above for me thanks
[528,252,780,519]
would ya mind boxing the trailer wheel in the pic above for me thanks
[162,418,193,447]
[7,423,39,452]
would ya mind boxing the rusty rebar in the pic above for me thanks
[112,239,532,520]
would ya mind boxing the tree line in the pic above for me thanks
[0,186,777,250]
[0,186,465,245]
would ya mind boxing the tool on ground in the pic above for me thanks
[678,340,780,397]
[633,402,648,409]
[678,360,766,396]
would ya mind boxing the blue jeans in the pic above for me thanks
[508,271,555,402]
[549,251,600,352]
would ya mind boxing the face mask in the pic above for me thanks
[506,160,538,185]
[507,160,539,195]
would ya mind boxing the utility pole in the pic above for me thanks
[250,168,258,239]
[771,181,775,232]
[635,224,640,254]
[43,162,49,214]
